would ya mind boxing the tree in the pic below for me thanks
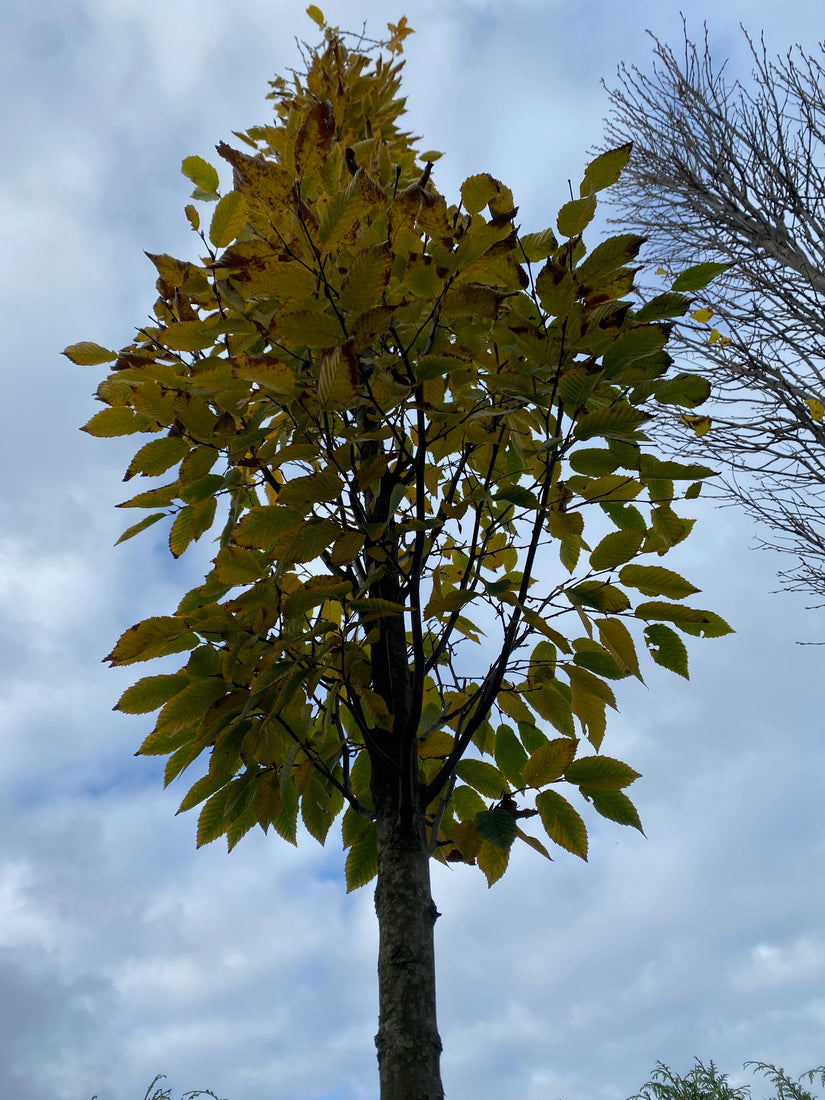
[629,1059,825,1100]
[66,11,730,1099]
[602,25,825,599]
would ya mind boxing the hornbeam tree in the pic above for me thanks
[66,11,730,1099]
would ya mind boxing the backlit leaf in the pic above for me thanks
[587,789,644,833]
[477,838,509,887]
[565,755,640,790]
[580,143,632,196]
[116,673,190,714]
[63,341,118,365]
[644,623,689,678]
[523,737,578,787]
[105,616,198,666]
[536,789,588,859]
[455,758,508,799]
[671,262,729,293]
[345,825,378,892]
[209,191,249,247]
[181,155,219,194]
[475,808,518,849]
[619,564,700,599]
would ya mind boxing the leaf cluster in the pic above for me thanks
[69,17,729,889]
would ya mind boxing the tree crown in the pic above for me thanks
[66,11,730,888]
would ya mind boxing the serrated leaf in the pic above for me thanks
[196,788,232,847]
[568,581,631,614]
[536,789,588,859]
[209,191,248,247]
[360,687,394,732]
[339,244,392,314]
[598,617,642,680]
[345,825,378,891]
[475,808,518,849]
[116,673,190,714]
[565,755,640,790]
[494,724,528,788]
[644,623,689,678]
[213,545,267,585]
[580,143,632,196]
[169,498,217,558]
[451,784,487,821]
[634,601,710,627]
[278,469,344,509]
[557,194,597,237]
[655,373,711,408]
[160,320,220,353]
[587,789,644,833]
[82,406,141,437]
[154,677,228,731]
[671,262,729,293]
[523,737,578,787]
[677,611,734,638]
[125,436,191,480]
[272,307,343,348]
[619,564,700,599]
[105,616,198,666]
[63,341,118,365]
[182,155,219,194]
[518,227,559,263]
[460,173,501,215]
[455,758,508,799]
[589,530,644,570]
[574,404,649,442]
[477,838,509,887]
[115,512,167,546]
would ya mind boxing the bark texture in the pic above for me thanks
[374,793,443,1100]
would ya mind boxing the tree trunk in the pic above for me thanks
[373,792,444,1100]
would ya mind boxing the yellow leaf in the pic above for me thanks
[690,307,714,323]
[655,266,667,276]
[306,4,325,26]
[209,191,248,248]
[805,398,825,422]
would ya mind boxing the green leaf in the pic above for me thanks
[169,498,217,558]
[580,143,632,196]
[105,616,198,666]
[451,784,487,821]
[82,406,142,437]
[460,173,501,215]
[655,373,711,408]
[209,191,248,247]
[619,564,700,599]
[345,824,378,891]
[565,755,640,790]
[634,601,712,627]
[569,448,621,476]
[523,738,578,787]
[475,808,518,849]
[63,341,118,365]
[116,673,190,714]
[196,788,232,847]
[557,194,597,237]
[182,155,219,194]
[455,758,508,799]
[598,617,643,680]
[671,262,729,293]
[573,404,649,442]
[518,227,559,263]
[568,580,631,614]
[589,530,644,570]
[494,724,528,788]
[644,623,689,678]
[677,611,734,638]
[535,789,588,860]
[125,436,191,480]
[572,637,626,680]
[115,512,167,546]
[587,789,644,833]
[477,838,509,887]
[154,677,228,731]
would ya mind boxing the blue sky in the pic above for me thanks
[1,2,824,1099]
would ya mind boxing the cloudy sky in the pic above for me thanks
[2,2,824,1099]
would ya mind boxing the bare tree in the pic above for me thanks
[602,22,825,598]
